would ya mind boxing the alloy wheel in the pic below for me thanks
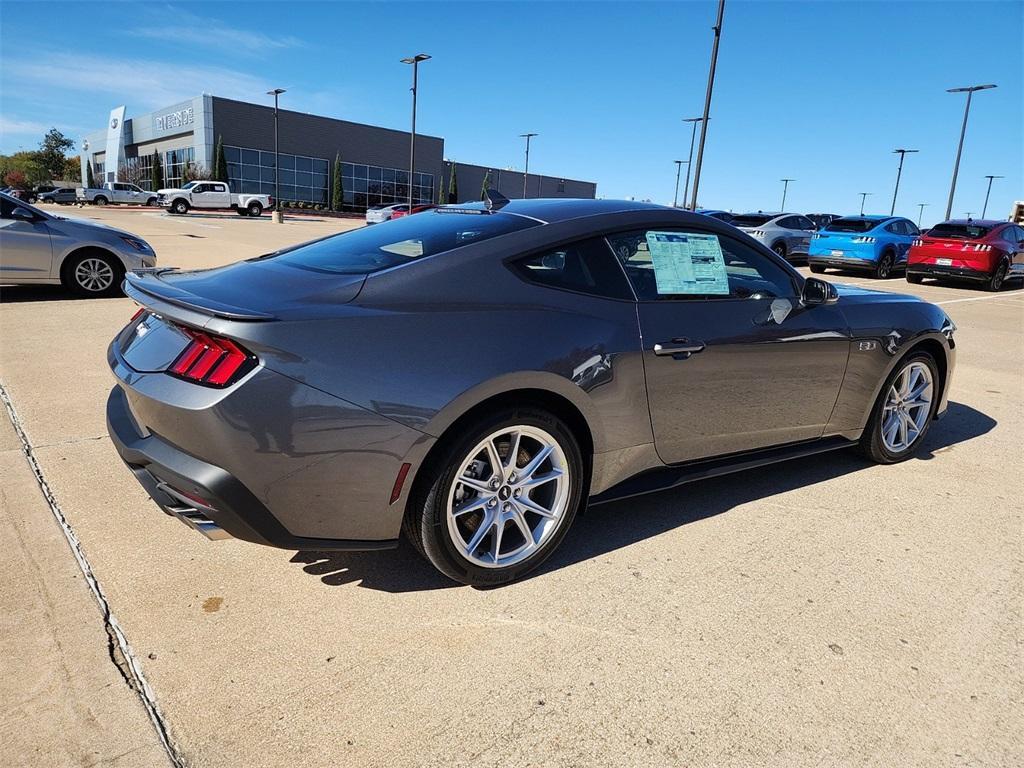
[74,258,114,292]
[880,361,933,453]
[446,425,570,569]
[877,254,893,278]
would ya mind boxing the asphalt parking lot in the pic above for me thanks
[2,206,1021,767]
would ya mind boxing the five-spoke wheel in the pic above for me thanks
[859,352,939,463]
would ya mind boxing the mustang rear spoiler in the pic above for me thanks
[124,270,277,322]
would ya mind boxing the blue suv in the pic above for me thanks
[808,215,920,278]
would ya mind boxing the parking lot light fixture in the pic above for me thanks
[890,148,918,216]
[688,0,725,212]
[681,117,704,210]
[673,160,686,207]
[266,88,286,222]
[945,84,997,220]
[780,178,794,211]
[401,54,431,209]
[520,133,538,198]
[981,175,1003,218]
[859,192,872,216]
[917,202,929,227]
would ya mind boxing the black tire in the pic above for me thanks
[404,407,585,586]
[809,263,826,274]
[986,261,1007,292]
[246,201,263,217]
[772,241,788,259]
[171,198,189,215]
[875,251,895,279]
[147,197,158,207]
[61,250,124,298]
[857,350,940,464]
[235,208,249,216]
[93,196,108,207]
[906,273,924,284]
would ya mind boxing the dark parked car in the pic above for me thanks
[37,187,78,204]
[107,198,956,586]
[806,213,840,229]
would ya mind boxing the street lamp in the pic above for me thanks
[266,88,286,222]
[519,133,538,198]
[681,117,704,210]
[916,203,929,227]
[688,0,726,212]
[982,174,1004,218]
[944,84,997,220]
[859,192,872,216]
[890,148,918,215]
[673,160,686,208]
[400,53,431,209]
[780,178,794,211]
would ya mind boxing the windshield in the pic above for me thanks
[926,223,995,240]
[825,218,881,233]
[731,214,775,227]
[181,181,198,190]
[271,210,541,275]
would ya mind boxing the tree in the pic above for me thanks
[447,162,458,204]
[37,128,74,181]
[151,150,164,191]
[3,170,28,190]
[480,169,492,201]
[0,151,47,186]
[213,135,228,182]
[63,155,82,182]
[332,152,344,211]
[86,159,95,188]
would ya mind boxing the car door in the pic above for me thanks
[1007,226,1024,278]
[206,182,231,207]
[776,216,803,254]
[792,215,817,254]
[895,219,918,263]
[0,196,53,281]
[609,226,850,464]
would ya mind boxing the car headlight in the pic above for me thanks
[120,236,153,253]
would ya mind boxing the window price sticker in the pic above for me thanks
[645,231,730,295]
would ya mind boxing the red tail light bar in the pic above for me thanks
[169,325,256,387]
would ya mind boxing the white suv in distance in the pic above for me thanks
[366,203,408,224]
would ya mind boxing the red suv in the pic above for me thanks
[390,203,439,220]
[907,219,1024,291]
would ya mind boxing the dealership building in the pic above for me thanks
[80,95,597,210]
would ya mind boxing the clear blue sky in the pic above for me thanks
[1,1,1019,225]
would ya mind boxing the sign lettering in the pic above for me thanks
[155,107,194,132]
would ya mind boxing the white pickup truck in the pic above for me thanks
[77,182,158,207]
[156,181,271,216]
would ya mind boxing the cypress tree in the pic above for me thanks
[151,150,164,191]
[86,159,95,188]
[332,152,344,211]
[480,170,492,201]
[448,162,458,204]
[214,135,228,182]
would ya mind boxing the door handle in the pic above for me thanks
[653,338,706,359]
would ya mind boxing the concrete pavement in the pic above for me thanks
[1,207,1021,766]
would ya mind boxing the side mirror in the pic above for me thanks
[802,277,838,306]
[9,206,37,222]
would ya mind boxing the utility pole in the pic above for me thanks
[890,148,918,215]
[688,0,725,212]
[520,133,538,198]
[859,192,872,216]
[681,117,703,210]
[266,88,286,223]
[944,84,997,220]
[982,175,1003,218]
[780,178,794,211]
[673,160,685,207]
[916,203,928,227]
[401,53,431,210]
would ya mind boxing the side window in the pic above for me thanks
[512,237,633,300]
[193,184,207,193]
[795,216,816,230]
[903,220,919,236]
[608,229,798,301]
[214,184,226,193]
[777,216,800,230]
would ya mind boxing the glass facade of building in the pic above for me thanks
[164,147,195,189]
[340,163,434,210]
[225,145,329,205]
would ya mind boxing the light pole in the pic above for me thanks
[267,88,286,222]
[982,175,1003,218]
[964,212,975,219]
[401,53,431,209]
[673,160,686,207]
[859,192,872,216]
[520,133,538,198]
[688,0,725,212]
[780,178,794,211]
[890,148,918,215]
[681,117,703,210]
[916,203,928,227]
[945,84,997,220]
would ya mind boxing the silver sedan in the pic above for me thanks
[731,212,818,261]
[0,191,156,296]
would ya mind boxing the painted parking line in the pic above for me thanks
[936,292,1024,305]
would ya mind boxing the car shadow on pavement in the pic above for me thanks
[0,285,124,303]
[290,401,994,593]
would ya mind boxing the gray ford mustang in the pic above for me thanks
[107,197,956,586]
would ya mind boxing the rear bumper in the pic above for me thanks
[807,254,878,269]
[107,386,399,551]
[907,263,990,282]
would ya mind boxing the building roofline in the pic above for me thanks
[441,158,595,187]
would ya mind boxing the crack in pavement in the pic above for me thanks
[0,380,186,768]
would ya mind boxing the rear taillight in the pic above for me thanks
[130,306,146,322]
[169,326,256,387]
[972,243,992,252]
[912,239,922,247]
[851,236,876,244]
